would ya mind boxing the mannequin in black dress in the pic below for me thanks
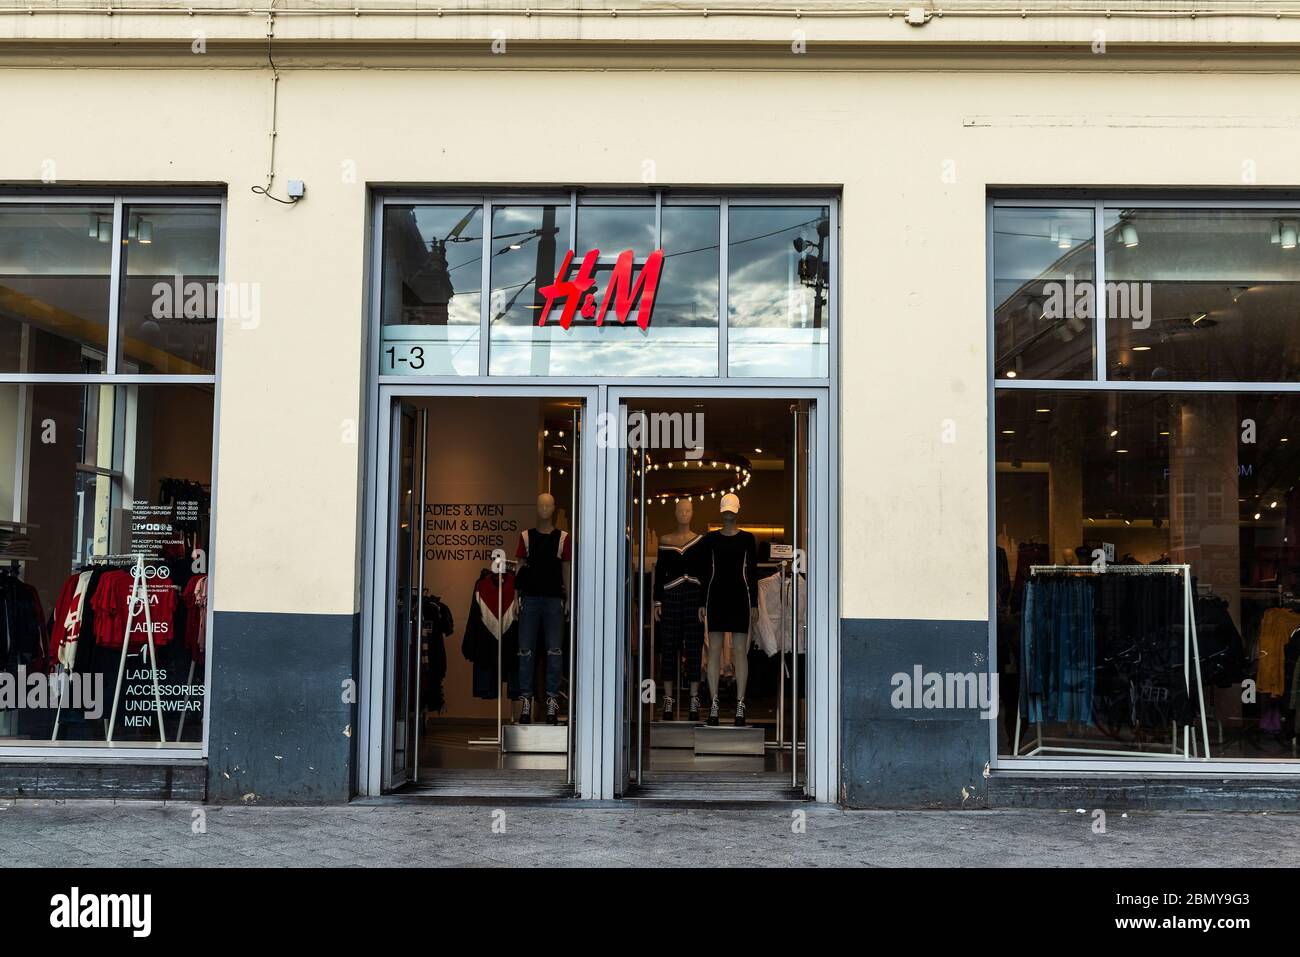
[702,493,758,726]
[654,498,705,722]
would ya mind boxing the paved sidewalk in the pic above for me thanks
[2,800,1298,867]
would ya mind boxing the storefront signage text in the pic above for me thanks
[537,248,664,331]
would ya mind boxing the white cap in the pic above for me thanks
[720,493,740,514]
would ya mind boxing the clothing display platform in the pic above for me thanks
[501,724,567,754]
[649,721,697,749]
[694,725,766,756]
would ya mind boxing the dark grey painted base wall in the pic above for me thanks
[208,610,359,804]
[0,762,205,801]
[841,618,992,808]
[988,773,1300,811]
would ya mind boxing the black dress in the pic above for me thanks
[702,529,758,633]
[655,535,706,682]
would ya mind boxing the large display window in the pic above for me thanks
[992,199,1300,765]
[0,195,219,752]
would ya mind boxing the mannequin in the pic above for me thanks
[653,498,705,723]
[514,492,571,725]
[702,493,758,727]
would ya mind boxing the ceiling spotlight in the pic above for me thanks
[137,219,152,244]
[1132,345,1152,352]
[1283,224,1298,250]
[1120,222,1139,248]
[1036,408,1051,413]
[754,448,762,454]
[1006,370,1018,379]
[1110,429,1119,437]
[1254,512,1262,520]
[1057,229,1073,250]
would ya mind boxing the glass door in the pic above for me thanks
[385,400,427,790]
[789,399,811,793]
[613,394,817,797]
[616,413,646,793]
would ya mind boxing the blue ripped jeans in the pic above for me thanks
[518,595,565,699]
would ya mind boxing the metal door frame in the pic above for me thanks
[382,401,427,789]
[602,384,837,802]
[359,384,599,797]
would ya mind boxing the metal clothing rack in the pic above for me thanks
[1016,563,1211,760]
[81,554,167,745]
[770,559,804,750]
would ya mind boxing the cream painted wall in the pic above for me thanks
[4,61,1299,622]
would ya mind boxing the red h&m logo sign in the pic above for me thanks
[537,249,664,331]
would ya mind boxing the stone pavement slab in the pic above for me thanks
[1,800,1297,867]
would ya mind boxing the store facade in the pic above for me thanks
[3,3,1300,808]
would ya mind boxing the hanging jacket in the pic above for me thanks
[49,571,95,673]
[460,569,520,700]
[1193,595,1248,688]
[0,574,47,672]
[755,570,806,656]
[1256,607,1300,697]
[421,593,454,713]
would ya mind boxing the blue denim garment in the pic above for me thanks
[518,595,565,699]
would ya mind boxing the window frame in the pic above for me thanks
[0,190,224,761]
[372,189,838,386]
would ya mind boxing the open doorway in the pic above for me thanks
[619,396,813,799]
[384,394,584,796]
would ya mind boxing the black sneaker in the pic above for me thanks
[688,696,701,723]
[707,698,720,727]
[546,696,559,726]
[518,697,532,725]
[661,695,675,722]
[735,700,747,727]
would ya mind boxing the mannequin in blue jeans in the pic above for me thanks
[515,493,571,725]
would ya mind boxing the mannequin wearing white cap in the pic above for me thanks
[701,493,758,726]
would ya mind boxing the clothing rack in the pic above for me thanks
[775,559,791,749]
[1016,563,1211,760]
[74,554,168,745]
